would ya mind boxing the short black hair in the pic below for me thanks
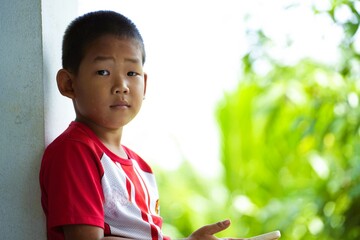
[62,10,146,74]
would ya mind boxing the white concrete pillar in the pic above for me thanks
[0,0,77,238]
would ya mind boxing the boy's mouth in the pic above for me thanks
[110,101,130,108]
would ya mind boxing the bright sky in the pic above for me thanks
[77,0,343,177]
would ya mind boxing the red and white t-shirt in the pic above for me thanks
[40,121,168,240]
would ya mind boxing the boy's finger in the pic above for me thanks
[199,220,232,235]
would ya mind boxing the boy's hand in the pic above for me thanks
[187,219,244,240]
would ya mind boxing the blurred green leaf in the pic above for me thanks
[156,1,360,239]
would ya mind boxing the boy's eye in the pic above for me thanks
[97,70,110,76]
[127,71,138,77]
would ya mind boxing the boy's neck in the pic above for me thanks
[103,141,128,159]
[76,118,127,158]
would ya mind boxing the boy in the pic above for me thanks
[40,10,239,240]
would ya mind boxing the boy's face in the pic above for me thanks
[70,35,147,131]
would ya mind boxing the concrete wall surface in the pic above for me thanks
[0,0,76,238]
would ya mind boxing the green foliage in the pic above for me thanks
[156,1,360,239]
[155,162,232,238]
[216,58,360,239]
[326,0,360,77]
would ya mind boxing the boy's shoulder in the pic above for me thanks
[45,121,99,153]
[64,121,95,142]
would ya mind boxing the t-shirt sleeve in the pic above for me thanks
[42,138,105,230]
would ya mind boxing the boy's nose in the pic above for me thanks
[113,79,129,94]
[114,86,129,94]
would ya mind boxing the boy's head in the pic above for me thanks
[62,10,146,74]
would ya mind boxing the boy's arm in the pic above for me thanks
[63,220,275,240]
[63,225,132,240]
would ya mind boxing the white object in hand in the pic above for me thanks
[244,230,281,240]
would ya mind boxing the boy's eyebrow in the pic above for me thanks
[93,56,115,62]
[93,56,141,64]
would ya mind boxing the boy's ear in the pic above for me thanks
[56,69,75,99]
[143,72,148,97]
